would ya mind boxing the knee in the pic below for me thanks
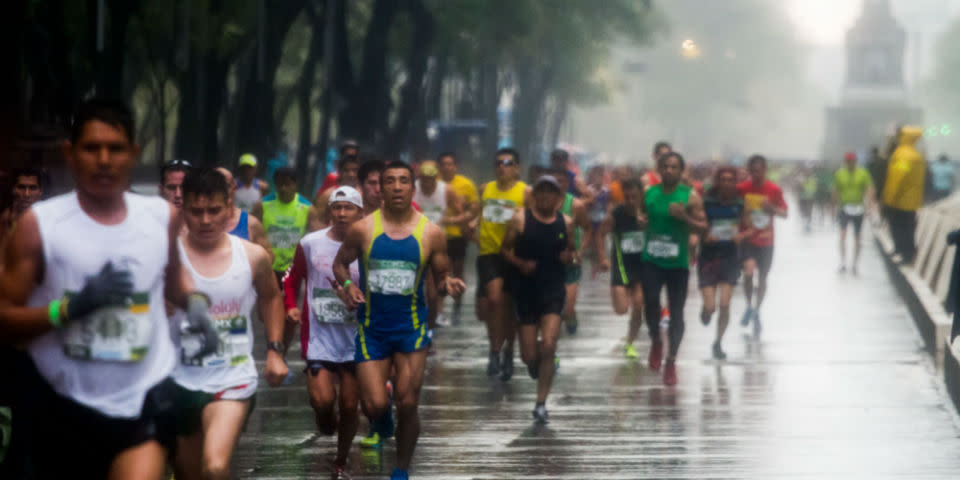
[395,392,420,417]
[362,396,389,420]
[202,456,231,480]
[540,340,557,358]
[521,348,537,365]
[309,388,336,412]
[614,303,629,315]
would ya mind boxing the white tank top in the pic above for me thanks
[173,235,258,393]
[414,179,447,225]
[234,178,262,212]
[299,227,359,363]
[27,192,176,418]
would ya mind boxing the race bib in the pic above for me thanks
[482,199,516,224]
[750,210,771,229]
[424,207,444,225]
[619,231,646,254]
[646,235,679,259]
[709,219,738,241]
[589,206,606,223]
[367,259,418,295]
[311,288,354,324]
[267,224,301,250]
[62,292,153,362]
[180,315,250,368]
[843,204,865,216]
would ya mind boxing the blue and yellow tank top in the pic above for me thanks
[359,211,429,332]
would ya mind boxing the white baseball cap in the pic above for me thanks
[329,186,363,209]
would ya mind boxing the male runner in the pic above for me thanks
[171,168,288,480]
[313,153,362,228]
[234,153,269,212]
[586,165,610,270]
[0,167,43,246]
[834,152,874,274]
[553,167,592,335]
[737,154,787,336]
[699,167,751,360]
[414,160,463,328]
[359,158,386,215]
[438,152,479,324]
[0,98,228,478]
[284,186,365,479]
[501,175,575,423]
[596,178,647,359]
[642,152,706,386]
[642,141,672,190]
[160,158,192,209]
[475,148,529,380]
[333,161,465,480]
[216,167,272,257]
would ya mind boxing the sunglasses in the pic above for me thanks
[496,159,517,167]
[167,159,192,167]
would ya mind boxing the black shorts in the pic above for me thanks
[446,237,468,260]
[305,360,357,376]
[173,382,256,437]
[26,371,178,478]
[838,211,864,234]
[740,243,774,275]
[476,254,506,293]
[698,254,741,288]
[610,253,645,287]
[514,285,566,325]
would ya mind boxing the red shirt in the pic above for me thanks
[737,179,787,247]
[318,172,339,196]
[645,171,661,187]
[281,245,311,358]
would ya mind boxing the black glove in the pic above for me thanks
[66,262,134,320]
[186,293,219,361]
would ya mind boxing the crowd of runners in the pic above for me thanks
[0,98,894,479]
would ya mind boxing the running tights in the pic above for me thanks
[641,264,689,358]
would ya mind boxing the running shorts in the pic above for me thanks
[838,211,865,234]
[305,360,356,376]
[446,237,468,260]
[514,288,566,325]
[611,254,645,288]
[476,254,506,292]
[565,264,583,285]
[740,243,774,275]
[697,254,741,288]
[173,382,256,436]
[26,370,178,479]
[355,324,431,362]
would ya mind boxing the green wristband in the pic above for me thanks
[49,299,63,328]
[342,280,353,288]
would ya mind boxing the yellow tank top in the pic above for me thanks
[478,181,527,255]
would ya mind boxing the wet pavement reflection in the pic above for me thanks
[238,213,960,478]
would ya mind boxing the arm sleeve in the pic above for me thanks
[283,244,306,311]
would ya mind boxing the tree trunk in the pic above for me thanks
[295,0,324,193]
[513,63,553,164]
[103,0,140,99]
[546,97,567,152]
[383,0,435,157]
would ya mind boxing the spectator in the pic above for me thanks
[882,126,926,264]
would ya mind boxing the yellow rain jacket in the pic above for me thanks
[882,126,926,211]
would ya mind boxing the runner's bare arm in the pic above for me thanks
[0,210,52,342]
[572,198,592,252]
[165,205,195,308]
[249,242,289,385]
[427,224,465,297]
[251,201,264,223]
[247,214,274,264]
[258,179,270,197]
[333,220,367,308]
[468,183,488,230]
[443,188,467,226]
[500,211,532,273]
[684,191,708,233]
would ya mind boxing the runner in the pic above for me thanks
[699,166,751,360]
[501,175,575,423]
[586,165,610,272]
[283,186,365,479]
[550,149,589,197]
[438,152,480,324]
[252,167,311,350]
[0,98,224,478]
[160,158,192,209]
[642,141,672,190]
[216,167,272,258]
[320,140,361,194]
[414,160,463,330]
[332,161,465,480]
[642,152,706,386]
[596,178,647,359]
[359,157,386,216]
[0,167,43,247]
[313,153,362,228]
[737,154,788,337]
[834,152,874,275]
[171,168,288,480]
[475,148,529,380]
[553,167,592,335]
[234,153,269,212]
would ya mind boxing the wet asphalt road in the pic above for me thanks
[238,212,960,479]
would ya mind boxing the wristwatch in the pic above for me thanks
[267,341,286,355]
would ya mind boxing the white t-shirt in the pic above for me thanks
[414,179,448,225]
[299,227,359,363]
[27,192,176,418]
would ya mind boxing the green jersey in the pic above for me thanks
[262,193,310,272]
[642,184,692,269]
[560,193,582,249]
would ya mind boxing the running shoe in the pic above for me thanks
[838,264,847,274]
[712,342,727,360]
[663,359,678,386]
[532,404,549,424]
[332,463,351,480]
[360,432,382,449]
[565,313,578,335]
[436,314,452,327]
[700,310,711,326]
[390,468,410,480]
[487,351,500,377]
[740,307,755,327]
[500,350,514,382]
[648,342,664,371]
[625,344,639,359]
